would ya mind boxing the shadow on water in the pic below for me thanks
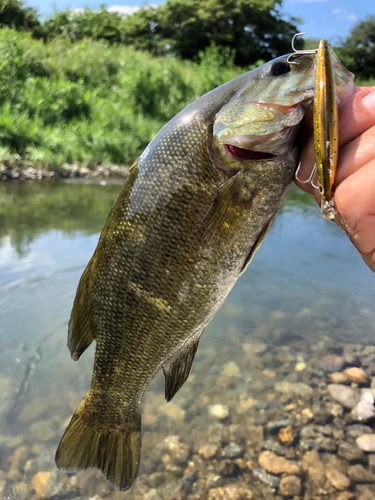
[0,180,375,499]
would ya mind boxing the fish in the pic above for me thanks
[313,39,338,220]
[55,48,354,491]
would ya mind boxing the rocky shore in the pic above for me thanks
[2,337,375,500]
[0,164,129,181]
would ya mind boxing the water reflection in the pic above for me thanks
[0,180,374,499]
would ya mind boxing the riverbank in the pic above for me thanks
[0,163,130,181]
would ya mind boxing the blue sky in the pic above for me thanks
[26,0,373,44]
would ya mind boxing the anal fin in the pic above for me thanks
[162,339,200,402]
[68,257,96,361]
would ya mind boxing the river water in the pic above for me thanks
[0,180,374,500]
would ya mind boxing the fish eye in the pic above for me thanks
[270,61,291,76]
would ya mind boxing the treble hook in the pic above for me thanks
[287,33,319,64]
[295,162,320,190]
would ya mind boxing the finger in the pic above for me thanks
[335,123,375,185]
[338,86,375,149]
[334,158,375,271]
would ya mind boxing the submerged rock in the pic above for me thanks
[328,384,360,409]
[258,451,300,475]
[356,434,375,452]
[278,475,301,496]
[325,468,351,491]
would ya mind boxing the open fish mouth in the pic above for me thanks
[225,144,276,160]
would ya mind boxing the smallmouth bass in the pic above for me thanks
[56,50,354,491]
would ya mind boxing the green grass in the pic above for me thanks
[0,29,248,170]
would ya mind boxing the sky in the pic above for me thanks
[25,0,374,44]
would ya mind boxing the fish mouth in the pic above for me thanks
[225,144,276,160]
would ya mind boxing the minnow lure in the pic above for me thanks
[291,34,339,220]
[313,39,338,220]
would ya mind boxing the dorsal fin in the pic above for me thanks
[162,339,200,402]
[68,257,96,361]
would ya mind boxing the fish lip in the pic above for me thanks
[224,144,276,161]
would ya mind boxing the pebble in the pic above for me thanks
[222,361,241,377]
[278,475,301,496]
[274,381,313,397]
[221,442,243,459]
[357,492,374,500]
[278,425,295,445]
[347,424,373,438]
[209,404,229,419]
[330,372,349,384]
[328,384,361,409]
[338,442,365,462]
[351,399,375,423]
[252,468,280,488]
[207,486,253,500]
[199,444,218,459]
[348,464,375,483]
[326,469,351,491]
[294,362,306,372]
[258,451,300,475]
[368,454,375,474]
[158,402,185,422]
[356,434,375,452]
[320,354,345,372]
[344,367,369,384]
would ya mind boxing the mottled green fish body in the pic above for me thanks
[56,52,353,490]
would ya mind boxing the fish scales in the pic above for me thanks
[56,51,354,491]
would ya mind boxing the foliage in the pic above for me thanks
[41,5,127,43]
[0,0,41,33]
[336,16,375,81]
[121,0,300,66]
[0,28,246,169]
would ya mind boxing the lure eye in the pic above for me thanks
[270,61,291,76]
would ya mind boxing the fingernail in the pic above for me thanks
[362,90,375,110]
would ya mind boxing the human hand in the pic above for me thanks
[295,86,375,272]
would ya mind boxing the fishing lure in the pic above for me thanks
[292,34,338,220]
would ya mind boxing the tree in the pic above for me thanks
[42,5,127,44]
[122,0,300,66]
[337,16,375,80]
[0,0,41,33]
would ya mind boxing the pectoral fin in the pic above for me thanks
[162,339,200,402]
[198,170,252,243]
[68,257,96,361]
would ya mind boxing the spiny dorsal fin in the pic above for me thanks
[68,257,96,361]
[162,339,200,402]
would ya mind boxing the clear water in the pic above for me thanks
[1,180,374,499]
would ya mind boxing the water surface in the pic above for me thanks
[0,180,374,499]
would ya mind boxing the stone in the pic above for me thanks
[159,402,185,422]
[217,460,240,478]
[325,401,344,417]
[32,470,72,498]
[278,426,295,445]
[338,442,365,462]
[328,384,361,409]
[356,434,375,452]
[347,424,373,438]
[222,361,241,377]
[344,367,369,384]
[252,468,280,488]
[326,469,351,491]
[357,492,374,500]
[209,404,229,419]
[336,493,355,500]
[368,454,375,474]
[348,464,375,483]
[330,372,349,384]
[222,442,244,459]
[274,381,313,397]
[207,486,253,500]
[199,444,218,459]
[278,475,301,496]
[351,399,375,423]
[302,450,325,489]
[320,354,345,372]
[258,451,300,475]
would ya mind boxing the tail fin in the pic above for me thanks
[55,398,141,491]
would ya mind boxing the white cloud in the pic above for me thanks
[107,5,140,15]
[331,8,357,21]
